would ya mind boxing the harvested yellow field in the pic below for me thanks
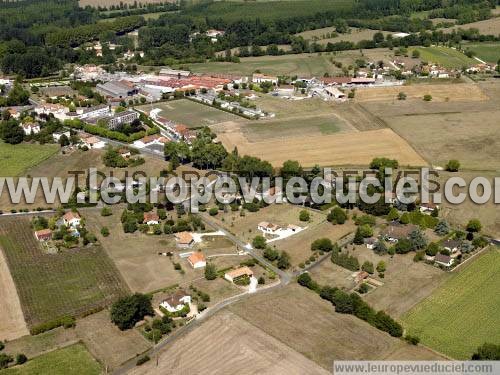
[217,128,427,167]
[441,16,500,35]
[130,310,329,375]
[355,83,488,102]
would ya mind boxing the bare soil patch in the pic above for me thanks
[355,83,488,102]
[0,249,29,341]
[129,310,329,375]
[216,127,427,167]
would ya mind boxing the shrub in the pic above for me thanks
[0,354,13,369]
[277,251,291,269]
[397,92,407,100]
[362,261,374,274]
[466,219,482,233]
[205,263,217,280]
[136,355,150,366]
[405,335,420,345]
[101,207,112,216]
[445,159,460,172]
[30,316,75,335]
[110,294,154,330]
[258,276,265,284]
[208,207,219,216]
[101,226,110,237]
[311,238,333,252]
[263,247,279,261]
[327,207,347,224]
[252,235,267,249]
[423,94,432,101]
[332,252,360,271]
[358,283,370,294]
[15,353,28,365]
[299,210,310,222]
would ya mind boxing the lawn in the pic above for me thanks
[402,247,500,359]
[0,142,58,177]
[464,42,500,63]
[0,216,129,327]
[186,53,337,78]
[411,46,476,68]
[138,99,243,128]
[0,343,101,375]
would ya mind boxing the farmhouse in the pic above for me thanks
[224,266,254,283]
[187,251,206,269]
[324,86,346,100]
[381,223,417,242]
[258,221,281,234]
[144,212,160,225]
[252,73,278,85]
[434,253,454,268]
[63,211,81,228]
[80,134,106,149]
[443,240,461,253]
[175,231,195,248]
[160,289,191,313]
[21,122,40,135]
[133,134,170,149]
[34,228,52,241]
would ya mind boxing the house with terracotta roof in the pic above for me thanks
[63,211,81,228]
[160,289,191,313]
[34,228,52,241]
[133,134,170,149]
[257,222,281,235]
[175,231,195,248]
[187,251,206,268]
[224,266,253,283]
[80,134,106,149]
[143,212,160,225]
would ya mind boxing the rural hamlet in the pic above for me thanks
[0,0,499,373]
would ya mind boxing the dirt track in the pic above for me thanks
[0,248,29,341]
[217,128,427,167]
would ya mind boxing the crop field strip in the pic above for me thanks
[402,247,500,359]
[0,217,129,327]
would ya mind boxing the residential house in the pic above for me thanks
[34,228,52,241]
[175,231,195,248]
[323,86,346,100]
[224,266,254,283]
[434,253,454,268]
[77,104,110,120]
[381,223,418,243]
[133,134,170,149]
[187,251,206,269]
[21,122,40,135]
[63,211,81,227]
[80,134,106,149]
[443,239,461,254]
[160,289,191,313]
[257,222,281,235]
[252,73,278,85]
[354,270,369,284]
[143,212,160,225]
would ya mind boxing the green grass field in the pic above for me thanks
[184,0,354,22]
[140,99,244,128]
[0,217,129,327]
[402,247,500,359]
[0,343,101,375]
[411,46,476,68]
[464,42,500,63]
[0,142,58,177]
[187,53,336,78]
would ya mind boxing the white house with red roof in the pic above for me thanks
[63,211,81,228]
